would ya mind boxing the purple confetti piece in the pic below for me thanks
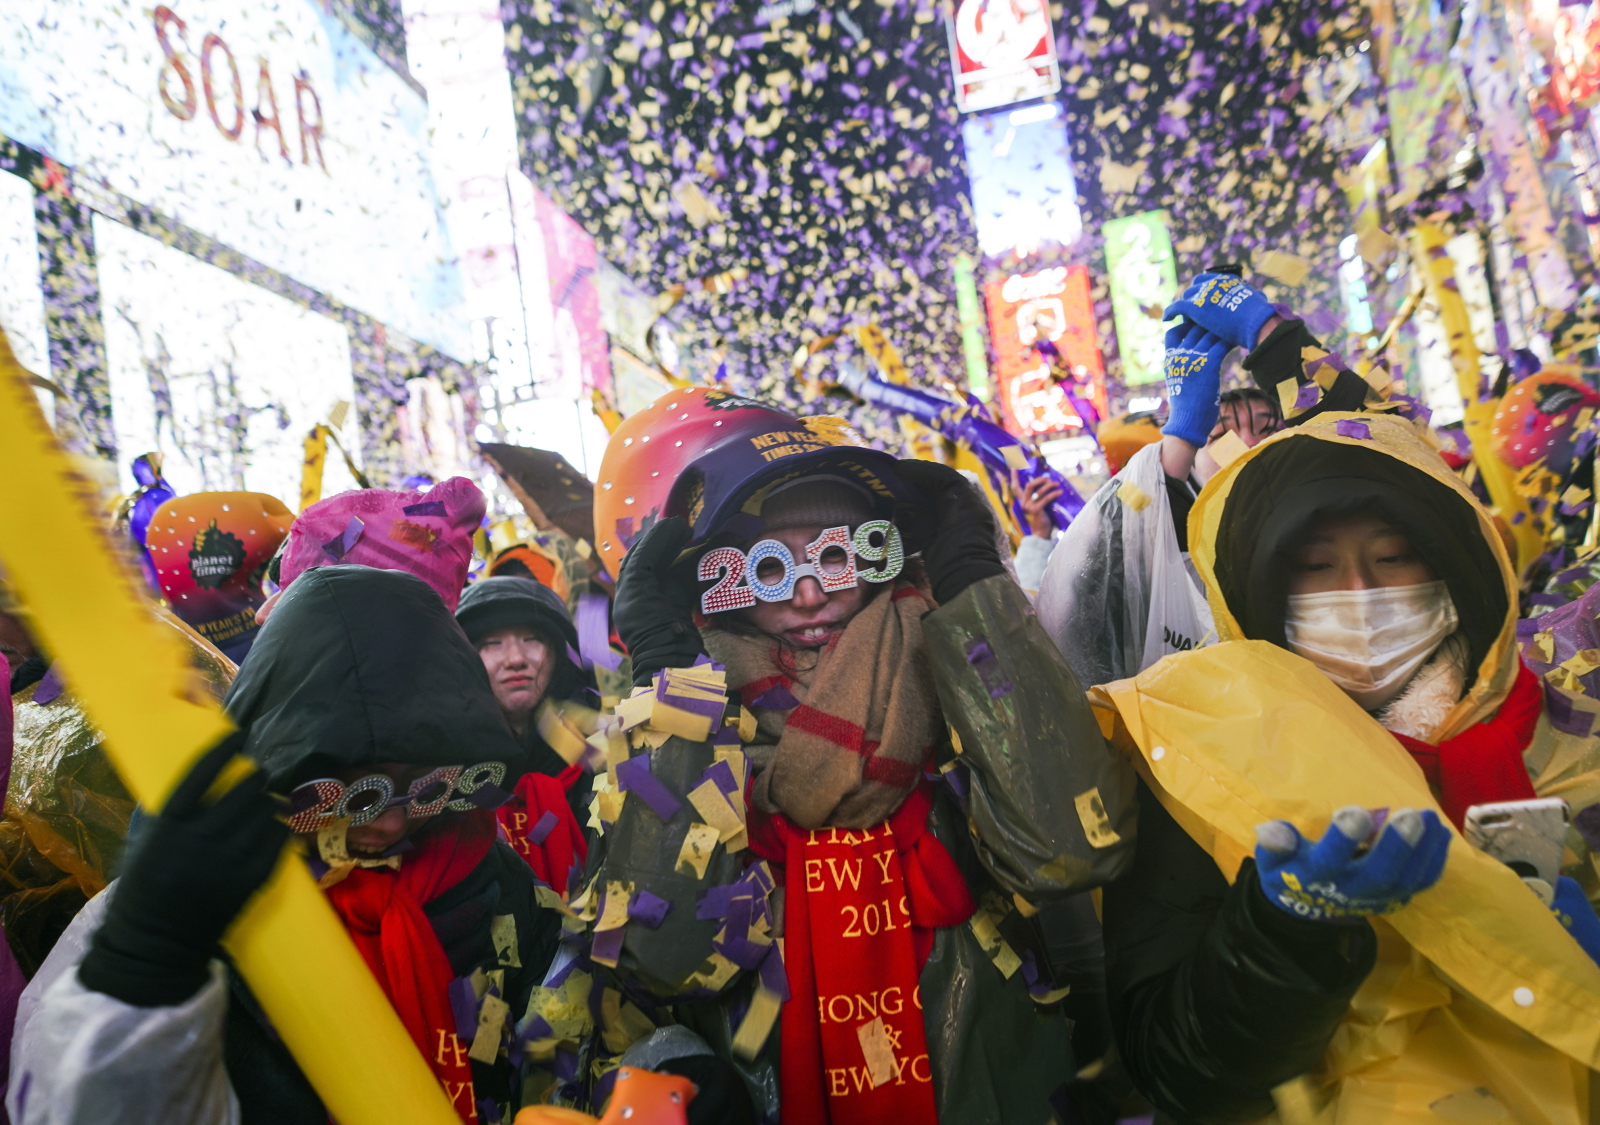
[739,861,775,897]
[31,665,62,705]
[697,883,737,919]
[576,592,624,672]
[477,1097,502,1124]
[712,723,742,747]
[1531,592,1568,608]
[590,924,626,963]
[943,761,971,804]
[1544,682,1595,738]
[758,942,790,1001]
[467,782,513,810]
[1575,803,1600,850]
[527,809,560,846]
[1293,382,1321,409]
[1556,566,1593,586]
[964,637,1013,700]
[614,754,683,821]
[1335,419,1371,440]
[552,1047,580,1083]
[751,683,799,710]
[713,895,769,969]
[402,500,448,517]
[700,758,739,798]
[1516,618,1541,637]
[448,976,479,1042]
[591,1065,620,1109]
[628,889,672,929]
[1512,511,1527,525]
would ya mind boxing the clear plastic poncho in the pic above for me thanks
[1035,441,1213,687]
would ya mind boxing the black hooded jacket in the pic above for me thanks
[218,567,562,1123]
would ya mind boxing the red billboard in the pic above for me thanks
[983,264,1105,437]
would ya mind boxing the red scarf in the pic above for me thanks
[1391,661,1541,829]
[749,783,974,1125]
[495,766,588,895]
[324,810,496,1123]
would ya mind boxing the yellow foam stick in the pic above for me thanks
[0,333,459,1125]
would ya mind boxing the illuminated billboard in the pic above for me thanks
[960,102,1081,259]
[984,264,1105,436]
[946,0,1061,114]
[1102,210,1178,386]
[0,0,469,358]
[97,215,365,499]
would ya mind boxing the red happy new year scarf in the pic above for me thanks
[496,767,588,895]
[1390,661,1541,829]
[324,810,496,1123]
[749,783,974,1125]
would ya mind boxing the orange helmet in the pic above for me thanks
[1492,368,1600,470]
[593,388,913,578]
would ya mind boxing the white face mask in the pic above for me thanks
[1284,581,1459,710]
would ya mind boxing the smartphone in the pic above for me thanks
[1463,798,1570,886]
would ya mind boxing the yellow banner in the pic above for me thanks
[0,330,459,1125]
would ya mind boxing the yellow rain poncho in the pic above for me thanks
[1092,412,1600,1123]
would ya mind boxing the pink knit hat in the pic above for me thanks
[278,477,485,611]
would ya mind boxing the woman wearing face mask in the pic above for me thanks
[1089,411,1600,1124]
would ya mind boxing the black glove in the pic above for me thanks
[613,516,705,687]
[79,730,288,1006]
[895,459,1007,604]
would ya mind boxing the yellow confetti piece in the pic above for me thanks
[738,706,757,742]
[1257,250,1311,287]
[1002,444,1030,470]
[1579,407,1596,433]
[601,988,657,1053]
[491,914,520,969]
[534,885,577,918]
[468,993,510,1064]
[524,970,594,1042]
[1533,629,1555,663]
[731,987,783,1060]
[1310,362,1339,391]
[615,691,655,731]
[537,700,590,765]
[1548,666,1585,693]
[688,778,745,840]
[1277,377,1301,417]
[1563,649,1600,677]
[1207,430,1249,469]
[1074,788,1122,849]
[676,822,721,878]
[855,1016,898,1087]
[683,950,742,993]
[597,880,633,932]
[1117,479,1152,512]
[1563,485,1592,506]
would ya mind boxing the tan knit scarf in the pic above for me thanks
[703,581,938,829]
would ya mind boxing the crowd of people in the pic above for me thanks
[4,268,1600,1124]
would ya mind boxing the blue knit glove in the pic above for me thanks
[1164,272,1277,351]
[1255,807,1450,923]
[1551,876,1600,966]
[1160,322,1229,448]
